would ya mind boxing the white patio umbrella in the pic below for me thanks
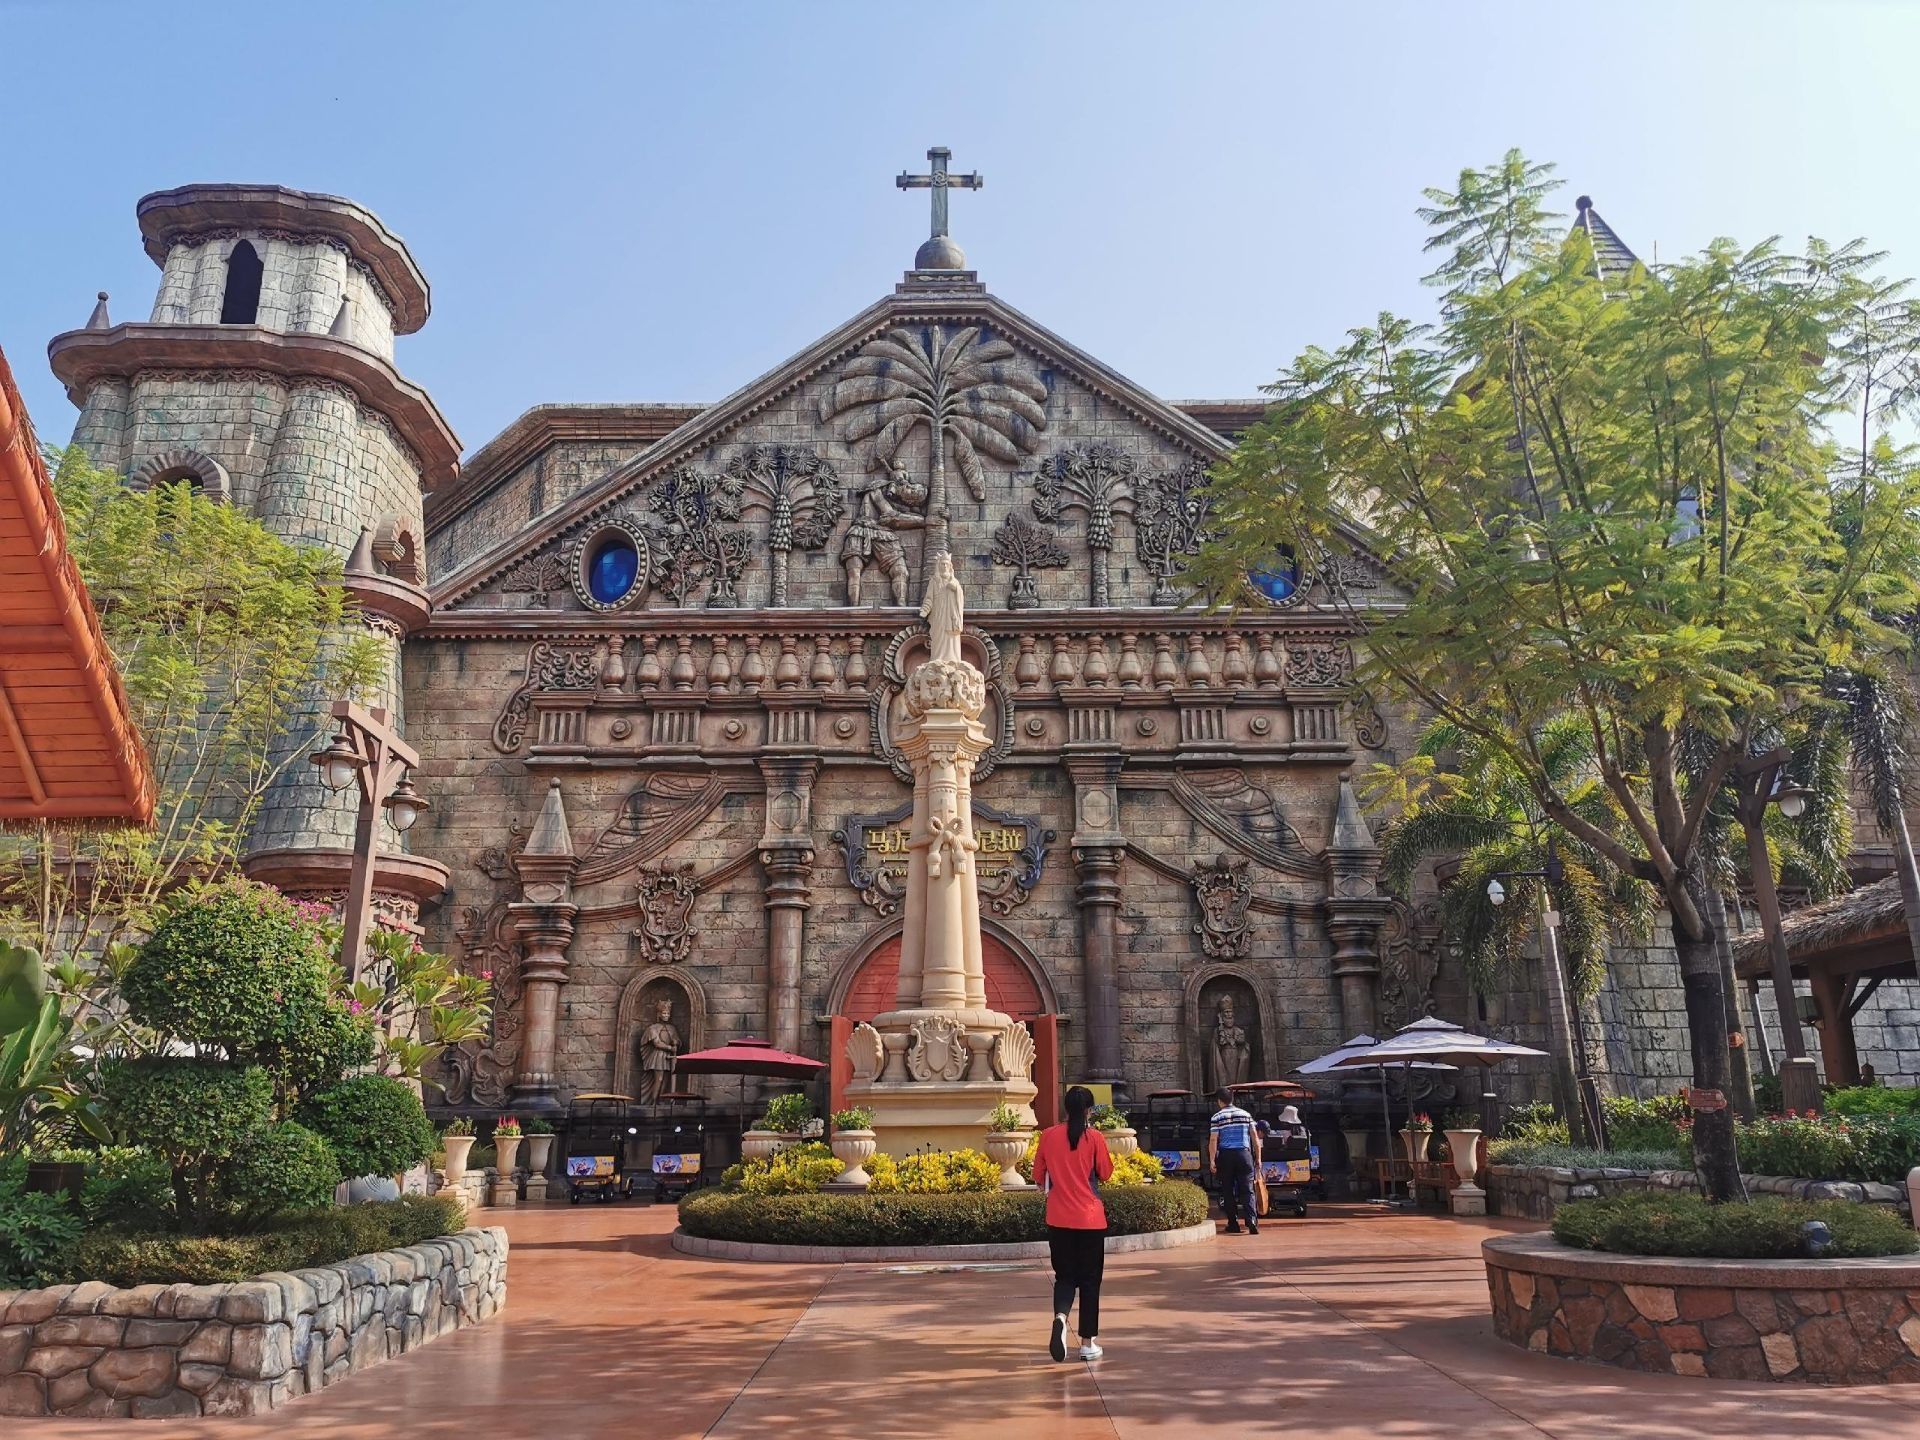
[1294,1033,1457,1201]
[1335,1018,1548,1157]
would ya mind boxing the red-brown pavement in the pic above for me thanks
[16,1200,1917,1439]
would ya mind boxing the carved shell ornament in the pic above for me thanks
[906,1014,970,1083]
[847,1021,885,1082]
[993,1024,1036,1082]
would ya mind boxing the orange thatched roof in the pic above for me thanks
[0,345,154,824]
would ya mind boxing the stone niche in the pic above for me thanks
[0,1227,507,1418]
[1189,971,1267,1096]
[612,967,704,1102]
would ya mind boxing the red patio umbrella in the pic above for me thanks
[673,1037,826,1078]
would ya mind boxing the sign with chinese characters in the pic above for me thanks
[832,801,1054,918]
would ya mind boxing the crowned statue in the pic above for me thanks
[922,549,966,664]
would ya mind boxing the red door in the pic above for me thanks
[841,934,1044,1022]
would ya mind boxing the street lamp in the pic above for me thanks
[1487,839,1605,1147]
[306,700,425,982]
[1736,747,1821,1114]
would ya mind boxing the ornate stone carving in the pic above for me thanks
[833,800,1052,918]
[371,517,425,584]
[636,998,682,1105]
[631,862,698,966]
[905,1013,971,1082]
[905,659,987,718]
[989,514,1068,609]
[646,464,749,608]
[1134,459,1216,605]
[848,1021,885,1081]
[1285,641,1354,688]
[870,624,1014,784]
[566,516,654,613]
[1381,899,1442,1030]
[440,837,528,1108]
[819,324,1049,552]
[726,444,844,607]
[1191,854,1254,960]
[492,640,600,752]
[1330,552,1383,591]
[1209,992,1252,1090]
[1352,695,1390,750]
[839,459,928,606]
[1030,443,1137,606]
[993,1022,1036,1082]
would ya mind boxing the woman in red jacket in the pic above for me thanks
[1031,1085,1115,1361]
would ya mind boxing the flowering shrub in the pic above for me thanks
[1405,1112,1433,1132]
[867,1148,1000,1194]
[831,1107,875,1131]
[725,1140,844,1196]
[492,1115,523,1138]
[1109,1151,1162,1185]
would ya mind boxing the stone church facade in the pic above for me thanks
[47,171,1920,1114]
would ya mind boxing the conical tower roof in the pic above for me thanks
[1571,195,1640,289]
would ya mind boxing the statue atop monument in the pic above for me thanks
[922,550,966,664]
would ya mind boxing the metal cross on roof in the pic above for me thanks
[896,146,982,241]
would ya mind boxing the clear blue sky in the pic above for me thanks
[4,0,1918,456]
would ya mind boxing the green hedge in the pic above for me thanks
[678,1181,1208,1248]
[1553,1191,1917,1260]
[61,1195,469,1287]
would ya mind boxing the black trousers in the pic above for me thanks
[1216,1148,1257,1227]
[1048,1225,1106,1338]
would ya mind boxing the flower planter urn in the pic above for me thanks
[495,1134,523,1176]
[1400,1128,1431,1164]
[741,1129,783,1161]
[1105,1127,1139,1158]
[526,1134,555,1176]
[830,1129,877,1188]
[986,1130,1032,1189]
[1444,1127,1486,1215]
[442,1135,476,1184]
[1341,1128,1371,1170]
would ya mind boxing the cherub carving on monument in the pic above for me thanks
[637,999,681,1106]
[1210,994,1251,1091]
[839,460,927,606]
[922,550,966,664]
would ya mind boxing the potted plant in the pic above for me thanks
[1441,1107,1482,1188]
[829,1106,878,1188]
[492,1115,524,1175]
[984,1103,1033,1188]
[745,1092,810,1160]
[1400,1112,1433,1164]
[1091,1103,1137,1157]
[442,1117,477,1182]
[523,1116,556,1177]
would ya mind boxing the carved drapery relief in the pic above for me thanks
[726,444,844,607]
[492,640,599,752]
[869,623,1014,783]
[989,514,1068,609]
[1134,459,1215,605]
[1030,443,1138,606]
[576,773,733,886]
[1191,854,1254,960]
[647,464,749,608]
[631,861,699,967]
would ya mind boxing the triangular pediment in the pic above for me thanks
[432,277,1401,617]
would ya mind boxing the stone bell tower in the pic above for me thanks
[47,184,460,926]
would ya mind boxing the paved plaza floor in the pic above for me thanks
[20,1200,1918,1438]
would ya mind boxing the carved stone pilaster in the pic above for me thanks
[1323,773,1386,1038]
[759,755,818,1054]
[1064,750,1127,1088]
[509,780,578,1113]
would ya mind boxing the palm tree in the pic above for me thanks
[819,325,1048,560]
[1031,443,1137,606]
[724,444,844,607]
[1832,663,1920,974]
[1368,716,1654,1144]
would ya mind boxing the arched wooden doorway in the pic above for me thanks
[839,931,1046,1024]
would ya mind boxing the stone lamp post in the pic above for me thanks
[843,552,1038,1154]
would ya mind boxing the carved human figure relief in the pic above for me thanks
[921,550,966,665]
[1210,994,1251,1091]
[637,1000,681,1106]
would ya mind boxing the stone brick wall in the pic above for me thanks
[152,234,398,359]
[0,1227,506,1419]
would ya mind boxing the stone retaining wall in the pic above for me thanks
[0,1227,506,1418]
[1484,1232,1920,1384]
[1487,1164,1910,1222]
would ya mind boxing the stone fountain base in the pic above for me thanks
[845,1006,1037,1157]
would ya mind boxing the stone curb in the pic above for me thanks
[1484,1231,1920,1289]
[669,1218,1217,1264]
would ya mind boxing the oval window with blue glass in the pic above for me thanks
[1248,546,1303,606]
[571,522,650,611]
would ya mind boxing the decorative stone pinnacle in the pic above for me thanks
[897,145,981,272]
[85,291,111,330]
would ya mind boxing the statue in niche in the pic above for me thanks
[922,550,966,663]
[638,999,681,1106]
[840,460,927,606]
[1209,993,1251,1092]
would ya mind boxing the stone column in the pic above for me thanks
[1324,774,1388,1038]
[758,755,818,1056]
[1064,752,1127,1087]
[509,780,578,1114]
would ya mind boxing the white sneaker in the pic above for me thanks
[1079,1341,1103,1360]
[1048,1314,1067,1362]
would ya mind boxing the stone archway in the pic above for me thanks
[827,918,1056,1023]
[611,965,706,1100]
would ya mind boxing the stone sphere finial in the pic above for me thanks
[915,234,968,271]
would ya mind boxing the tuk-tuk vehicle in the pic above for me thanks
[564,1093,636,1203]
[645,1091,710,1202]
[1141,1090,1206,1180]
[1230,1080,1318,1218]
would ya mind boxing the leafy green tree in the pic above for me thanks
[0,448,384,968]
[300,1074,435,1180]
[1198,151,1920,1199]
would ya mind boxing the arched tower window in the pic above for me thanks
[219,241,264,325]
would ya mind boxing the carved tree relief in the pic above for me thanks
[500,552,570,607]
[989,514,1068,609]
[1030,443,1137,606]
[819,324,1049,555]
[647,464,750,608]
[725,444,844,607]
[1134,459,1216,604]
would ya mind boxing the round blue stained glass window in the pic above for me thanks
[1249,548,1300,603]
[587,536,640,605]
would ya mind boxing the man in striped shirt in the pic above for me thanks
[1207,1088,1261,1234]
